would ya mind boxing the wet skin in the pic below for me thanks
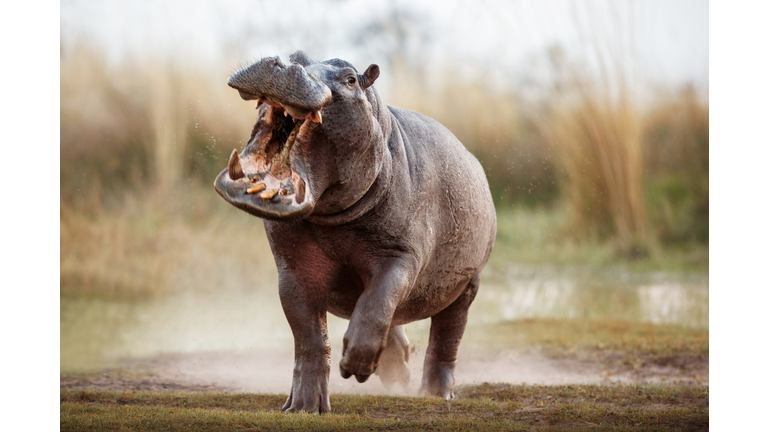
[214,51,496,413]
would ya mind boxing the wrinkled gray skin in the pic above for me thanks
[214,51,496,414]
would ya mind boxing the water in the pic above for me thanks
[61,265,708,373]
[474,265,708,328]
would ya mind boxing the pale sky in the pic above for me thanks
[61,0,708,93]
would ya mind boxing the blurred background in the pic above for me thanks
[60,0,708,389]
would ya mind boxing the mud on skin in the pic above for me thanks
[214,50,496,413]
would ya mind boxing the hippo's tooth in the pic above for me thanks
[246,183,266,194]
[228,149,245,180]
[256,97,264,109]
[260,189,279,200]
[310,110,322,124]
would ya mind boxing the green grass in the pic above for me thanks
[61,385,708,431]
[490,206,709,272]
[467,319,709,357]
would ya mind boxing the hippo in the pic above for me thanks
[213,50,496,413]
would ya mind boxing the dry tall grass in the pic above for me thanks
[386,67,559,206]
[60,189,277,300]
[643,86,709,244]
[60,41,707,296]
[546,88,647,255]
[61,42,255,208]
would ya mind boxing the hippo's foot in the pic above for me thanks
[376,325,411,389]
[339,338,383,383]
[339,260,416,384]
[282,367,331,414]
[419,359,456,400]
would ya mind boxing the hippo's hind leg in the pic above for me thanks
[419,273,480,399]
[376,325,411,388]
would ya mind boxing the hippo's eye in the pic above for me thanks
[346,76,356,87]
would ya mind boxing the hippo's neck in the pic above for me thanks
[304,90,394,226]
[305,148,392,226]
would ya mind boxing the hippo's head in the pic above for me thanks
[214,50,387,221]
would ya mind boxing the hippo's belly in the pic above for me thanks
[394,202,495,323]
[393,151,496,324]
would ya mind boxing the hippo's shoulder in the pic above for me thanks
[386,105,477,164]
[387,105,451,137]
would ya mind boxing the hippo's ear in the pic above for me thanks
[289,50,316,67]
[359,64,380,90]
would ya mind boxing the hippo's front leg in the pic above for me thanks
[278,272,332,413]
[339,257,415,383]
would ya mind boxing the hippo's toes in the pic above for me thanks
[339,341,382,383]
[282,387,331,414]
[282,366,331,414]
[339,359,376,383]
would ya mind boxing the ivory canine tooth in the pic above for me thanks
[228,149,245,180]
[310,110,322,123]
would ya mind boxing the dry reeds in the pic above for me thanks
[60,189,277,300]
[385,66,559,206]
[546,86,647,256]
[61,40,707,280]
[643,86,709,244]
[61,42,256,207]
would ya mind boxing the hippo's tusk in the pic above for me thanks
[256,97,264,109]
[310,110,322,124]
[228,149,245,180]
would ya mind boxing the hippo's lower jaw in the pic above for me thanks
[213,101,317,221]
[213,165,315,220]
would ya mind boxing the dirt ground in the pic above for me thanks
[60,344,708,394]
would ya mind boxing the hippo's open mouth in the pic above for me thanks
[213,99,321,220]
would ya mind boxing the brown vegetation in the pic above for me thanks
[60,41,708,263]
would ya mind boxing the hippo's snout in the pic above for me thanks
[215,52,339,220]
[227,55,331,114]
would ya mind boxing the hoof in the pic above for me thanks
[355,373,370,383]
[340,366,352,379]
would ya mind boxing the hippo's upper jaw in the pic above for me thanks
[213,100,319,220]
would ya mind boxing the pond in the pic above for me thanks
[61,264,708,373]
